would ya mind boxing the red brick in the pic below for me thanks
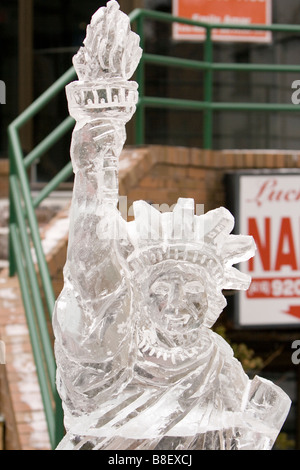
[0,159,9,173]
[150,164,175,178]
[177,178,202,190]
[275,153,286,168]
[243,152,255,168]
[150,145,167,164]
[285,153,297,168]
[263,153,275,168]
[187,167,206,179]
[222,151,236,168]
[139,175,162,188]
[190,148,202,166]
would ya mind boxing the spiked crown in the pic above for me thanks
[126,198,256,292]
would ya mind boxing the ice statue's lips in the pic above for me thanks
[165,313,192,327]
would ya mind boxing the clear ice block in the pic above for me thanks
[53,0,291,451]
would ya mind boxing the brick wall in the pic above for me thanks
[120,146,300,214]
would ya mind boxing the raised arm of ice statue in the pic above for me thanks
[53,0,142,428]
[66,0,141,206]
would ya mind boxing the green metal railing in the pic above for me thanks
[8,68,77,450]
[8,9,300,449]
[131,9,300,148]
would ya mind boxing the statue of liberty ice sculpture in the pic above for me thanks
[53,0,291,451]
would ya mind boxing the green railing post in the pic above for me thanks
[8,140,17,277]
[8,124,56,314]
[203,26,213,150]
[55,394,64,446]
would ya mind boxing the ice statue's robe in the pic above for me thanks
[56,322,289,450]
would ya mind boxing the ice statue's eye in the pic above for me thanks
[184,282,204,295]
[151,281,170,296]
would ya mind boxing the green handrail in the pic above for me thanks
[8,66,76,449]
[7,8,300,449]
[131,8,300,147]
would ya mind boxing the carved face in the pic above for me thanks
[148,261,209,335]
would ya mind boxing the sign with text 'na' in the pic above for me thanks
[232,171,300,328]
[173,0,272,43]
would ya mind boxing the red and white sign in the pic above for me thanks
[173,0,272,43]
[237,173,300,327]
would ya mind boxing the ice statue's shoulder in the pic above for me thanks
[209,329,250,383]
[209,329,235,358]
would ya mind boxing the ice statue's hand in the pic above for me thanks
[245,375,291,431]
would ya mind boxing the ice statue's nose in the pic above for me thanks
[167,282,184,310]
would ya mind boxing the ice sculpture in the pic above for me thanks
[53,0,291,450]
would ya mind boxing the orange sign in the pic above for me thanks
[173,0,272,43]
